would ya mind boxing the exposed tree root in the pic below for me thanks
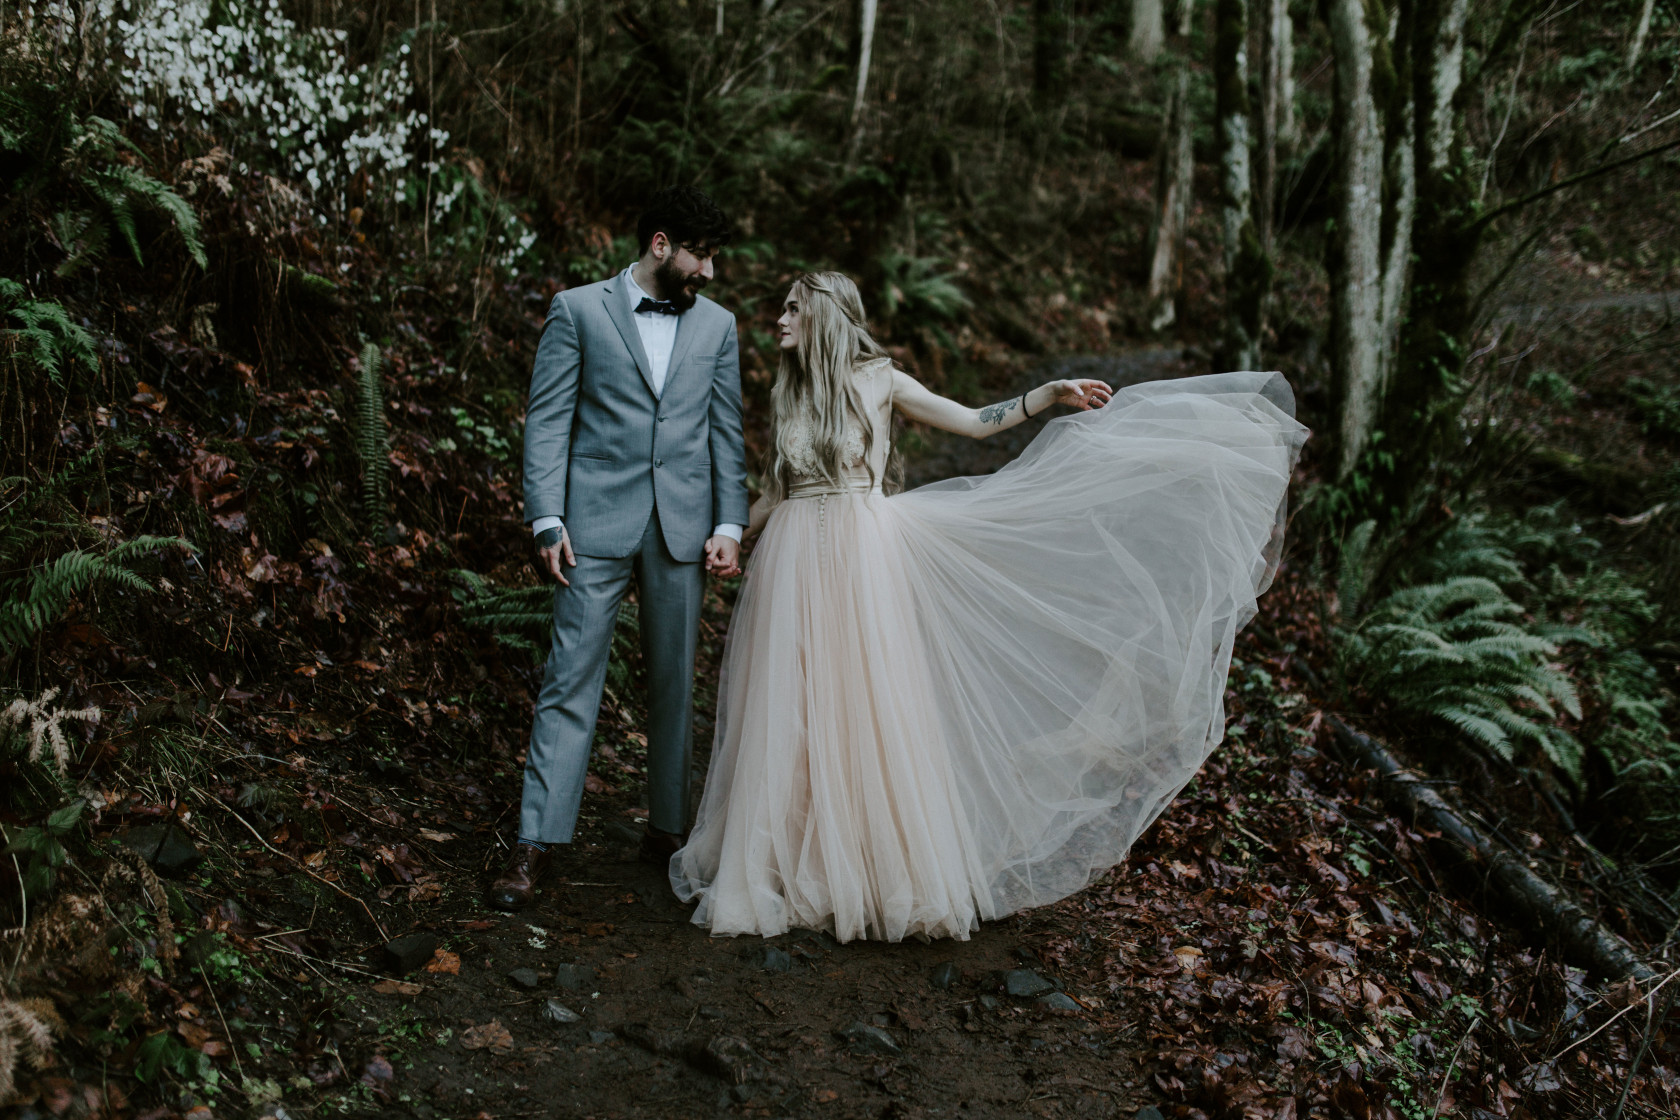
[1330,717,1656,982]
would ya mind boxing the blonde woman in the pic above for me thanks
[672,272,1307,942]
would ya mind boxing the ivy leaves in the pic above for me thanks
[3,798,84,899]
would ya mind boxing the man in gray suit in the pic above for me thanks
[491,187,748,911]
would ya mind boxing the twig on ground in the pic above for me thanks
[1609,979,1677,1120]
[193,784,389,941]
[1549,966,1680,1062]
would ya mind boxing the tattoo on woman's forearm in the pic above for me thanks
[978,399,1017,426]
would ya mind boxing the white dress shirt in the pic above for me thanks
[532,266,743,544]
[624,266,682,397]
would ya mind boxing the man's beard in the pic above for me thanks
[654,256,706,311]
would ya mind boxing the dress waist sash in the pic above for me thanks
[787,477,879,500]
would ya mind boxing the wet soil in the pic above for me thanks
[335,349,1202,1120]
[353,836,1150,1120]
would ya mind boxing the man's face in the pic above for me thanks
[652,235,716,310]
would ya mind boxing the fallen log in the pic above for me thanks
[1329,717,1655,982]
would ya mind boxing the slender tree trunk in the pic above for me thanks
[1627,0,1656,72]
[1257,0,1293,248]
[1377,31,1416,394]
[1034,0,1069,105]
[1374,0,1476,512]
[1217,0,1266,370]
[1327,0,1389,479]
[1274,0,1297,147]
[847,0,878,160]
[1146,0,1196,331]
[1421,0,1468,174]
[1129,0,1165,62]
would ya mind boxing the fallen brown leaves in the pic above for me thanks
[1021,595,1679,1120]
[460,1019,514,1053]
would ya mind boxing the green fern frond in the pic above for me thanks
[1456,633,1558,659]
[85,164,207,269]
[1339,558,1592,785]
[453,576,551,644]
[876,252,971,324]
[50,208,111,278]
[71,115,143,160]
[454,572,641,687]
[0,535,193,655]
[1336,519,1379,619]
[1432,707,1515,754]
[1541,729,1586,784]
[493,633,543,656]
[0,278,97,383]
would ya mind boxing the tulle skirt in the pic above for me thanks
[671,372,1309,941]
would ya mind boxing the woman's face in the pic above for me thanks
[777,289,801,350]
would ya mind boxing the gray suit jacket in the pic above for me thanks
[522,274,749,563]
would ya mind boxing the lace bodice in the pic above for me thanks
[781,357,895,487]
[783,415,869,477]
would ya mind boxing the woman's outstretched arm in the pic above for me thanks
[891,370,1114,439]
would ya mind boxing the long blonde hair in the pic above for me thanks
[764,272,890,504]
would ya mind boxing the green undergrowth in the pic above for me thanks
[1332,502,1680,905]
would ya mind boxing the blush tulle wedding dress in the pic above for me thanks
[670,360,1308,942]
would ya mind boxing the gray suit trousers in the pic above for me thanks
[519,512,704,844]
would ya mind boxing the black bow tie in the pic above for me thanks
[635,297,680,315]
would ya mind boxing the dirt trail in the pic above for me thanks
[343,353,1202,1120]
[1490,289,1680,325]
[358,836,1148,1120]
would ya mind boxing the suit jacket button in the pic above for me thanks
[656,459,663,467]
[658,415,666,423]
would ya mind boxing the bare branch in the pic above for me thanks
[1469,135,1680,235]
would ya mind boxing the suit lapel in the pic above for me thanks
[662,308,705,396]
[600,277,659,399]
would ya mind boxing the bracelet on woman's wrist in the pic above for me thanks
[1021,391,1036,420]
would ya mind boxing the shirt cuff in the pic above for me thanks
[711,524,743,543]
[531,516,563,536]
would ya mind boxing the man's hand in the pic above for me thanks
[704,535,741,578]
[534,526,577,586]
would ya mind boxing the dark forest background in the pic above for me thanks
[3,1,1680,1117]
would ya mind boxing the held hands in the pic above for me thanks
[534,526,577,586]
[705,535,742,579]
[1044,378,1114,411]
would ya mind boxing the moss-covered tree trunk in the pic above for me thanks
[1256,0,1294,250]
[1217,0,1268,371]
[1129,0,1166,62]
[1374,0,1473,515]
[1627,0,1656,72]
[1146,0,1197,331]
[1326,0,1413,481]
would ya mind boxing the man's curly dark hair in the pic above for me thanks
[636,186,734,255]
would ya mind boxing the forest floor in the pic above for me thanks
[12,325,1679,1120]
[13,285,1680,1120]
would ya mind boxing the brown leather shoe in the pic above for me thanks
[639,827,684,866]
[488,843,551,911]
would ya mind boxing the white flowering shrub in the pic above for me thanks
[412,163,540,276]
[90,0,540,271]
[90,0,450,206]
